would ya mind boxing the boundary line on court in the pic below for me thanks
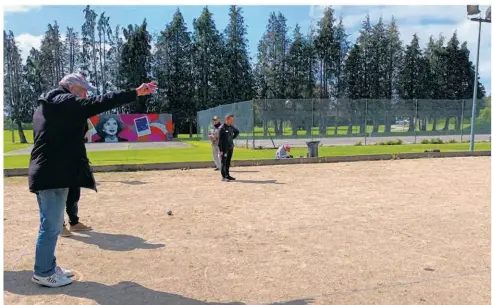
[4,151,490,177]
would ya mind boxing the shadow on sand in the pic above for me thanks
[97,180,148,186]
[5,271,314,305]
[70,231,165,252]
[232,180,284,185]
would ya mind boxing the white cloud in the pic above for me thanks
[14,32,117,63]
[3,5,41,13]
[311,5,492,93]
[15,33,43,63]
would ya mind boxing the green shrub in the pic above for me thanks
[377,139,403,145]
[421,138,443,144]
[448,139,457,143]
[430,138,444,144]
[354,141,362,146]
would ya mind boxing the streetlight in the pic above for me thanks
[467,5,491,152]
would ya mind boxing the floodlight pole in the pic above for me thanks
[469,18,482,151]
[469,14,491,151]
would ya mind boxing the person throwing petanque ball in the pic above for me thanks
[218,114,239,182]
[28,72,157,287]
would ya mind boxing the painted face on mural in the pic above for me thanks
[103,118,119,137]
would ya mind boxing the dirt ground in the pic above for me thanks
[4,157,491,305]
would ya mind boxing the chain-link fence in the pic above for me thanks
[197,100,255,148]
[198,99,490,148]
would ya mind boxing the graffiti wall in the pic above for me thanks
[86,114,173,143]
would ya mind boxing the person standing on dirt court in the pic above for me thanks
[218,114,239,181]
[61,79,93,238]
[208,116,222,171]
[28,72,157,288]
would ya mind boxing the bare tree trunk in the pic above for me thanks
[384,110,391,133]
[306,124,312,136]
[274,120,279,136]
[319,114,327,135]
[443,117,450,131]
[189,119,193,138]
[16,121,27,143]
[408,119,415,132]
[421,118,427,131]
[263,102,268,137]
[455,116,461,131]
[334,107,339,135]
[347,115,353,135]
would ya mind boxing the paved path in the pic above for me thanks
[5,141,192,156]
[235,134,491,148]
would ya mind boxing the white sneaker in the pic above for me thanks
[31,273,72,287]
[55,266,74,277]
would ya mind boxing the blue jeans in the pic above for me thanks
[34,188,68,277]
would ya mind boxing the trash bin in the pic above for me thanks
[306,141,320,158]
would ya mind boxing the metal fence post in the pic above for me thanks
[460,100,465,143]
[364,99,368,146]
[414,99,418,144]
[252,100,256,149]
[312,99,315,141]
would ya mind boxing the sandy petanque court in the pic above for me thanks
[3,157,491,305]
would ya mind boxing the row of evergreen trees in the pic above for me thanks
[3,5,487,139]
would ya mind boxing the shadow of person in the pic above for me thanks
[97,180,147,185]
[232,180,284,185]
[4,271,314,305]
[70,231,165,252]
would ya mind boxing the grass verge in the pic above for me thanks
[4,141,490,169]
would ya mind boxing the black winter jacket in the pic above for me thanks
[218,124,239,152]
[28,87,137,193]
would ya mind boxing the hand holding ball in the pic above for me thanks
[136,81,158,96]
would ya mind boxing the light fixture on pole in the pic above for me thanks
[466,5,491,152]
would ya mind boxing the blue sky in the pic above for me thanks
[4,5,491,93]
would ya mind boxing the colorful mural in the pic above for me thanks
[86,114,173,143]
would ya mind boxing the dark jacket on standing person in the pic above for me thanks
[218,124,239,152]
[28,87,137,193]
[83,121,89,143]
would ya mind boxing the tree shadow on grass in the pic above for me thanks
[5,271,314,305]
[70,231,165,252]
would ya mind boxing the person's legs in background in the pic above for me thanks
[33,188,73,287]
[61,187,92,238]
[212,144,221,170]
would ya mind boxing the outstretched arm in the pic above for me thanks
[73,82,158,118]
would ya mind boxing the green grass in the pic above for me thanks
[3,130,34,152]
[4,139,490,169]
